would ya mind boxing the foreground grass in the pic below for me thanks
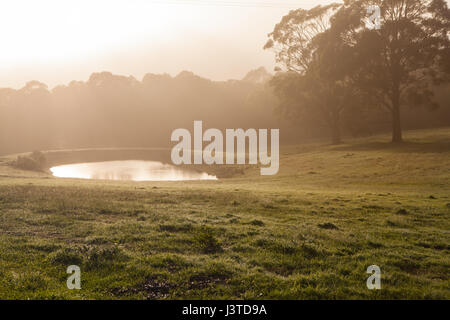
[0,128,449,299]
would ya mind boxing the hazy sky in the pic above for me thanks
[0,0,341,88]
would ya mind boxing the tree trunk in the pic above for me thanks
[330,111,342,145]
[392,105,402,143]
[391,86,403,143]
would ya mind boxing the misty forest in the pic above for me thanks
[1,2,450,154]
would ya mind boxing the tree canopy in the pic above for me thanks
[266,0,450,143]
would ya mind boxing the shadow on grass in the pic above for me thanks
[331,139,450,154]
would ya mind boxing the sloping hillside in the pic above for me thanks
[0,128,448,299]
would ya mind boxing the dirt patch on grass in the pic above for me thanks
[318,222,339,230]
[112,277,175,299]
[188,274,229,290]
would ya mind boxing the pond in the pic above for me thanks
[50,160,217,181]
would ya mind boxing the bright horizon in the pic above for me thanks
[0,0,337,89]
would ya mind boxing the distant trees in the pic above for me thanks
[0,69,297,155]
[14,151,47,171]
[266,0,450,143]
[1,81,55,153]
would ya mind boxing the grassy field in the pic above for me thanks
[0,128,449,299]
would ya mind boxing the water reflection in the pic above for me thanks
[50,160,217,181]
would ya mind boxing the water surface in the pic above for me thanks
[50,160,217,181]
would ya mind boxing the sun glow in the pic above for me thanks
[0,0,188,63]
[0,0,336,88]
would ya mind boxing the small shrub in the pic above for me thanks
[13,151,47,171]
[98,208,114,214]
[395,208,409,215]
[254,239,270,248]
[193,227,222,254]
[367,240,384,248]
[18,272,48,291]
[85,246,126,270]
[250,219,265,226]
[47,247,83,265]
[299,244,321,259]
[274,242,298,255]
[386,219,400,227]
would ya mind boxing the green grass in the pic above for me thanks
[0,127,449,299]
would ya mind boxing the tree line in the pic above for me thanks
[0,69,294,155]
[0,68,449,156]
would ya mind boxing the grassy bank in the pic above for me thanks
[0,128,449,299]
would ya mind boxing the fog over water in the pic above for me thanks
[50,160,217,181]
